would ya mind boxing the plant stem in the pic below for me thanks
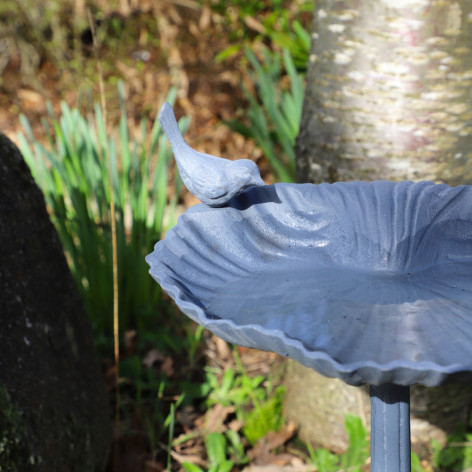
[370,384,410,472]
[88,7,120,464]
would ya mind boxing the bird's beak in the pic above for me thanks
[252,175,266,187]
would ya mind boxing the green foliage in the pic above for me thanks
[182,432,234,472]
[225,429,249,466]
[306,414,369,472]
[227,46,303,182]
[180,429,250,472]
[182,463,204,472]
[341,414,370,471]
[205,351,286,446]
[260,7,312,71]
[219,1,311,183]
[432,425,472,471]
[411,451,423,472]
[205,432,235,472]
[306,446,339,472]
[17,83,189,346]
[118,349,201,464]
[213,0,313,68]
[210,0,286,45]
[211,0,282,18]
[242,385,285,445]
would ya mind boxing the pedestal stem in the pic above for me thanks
[370,384,410,472]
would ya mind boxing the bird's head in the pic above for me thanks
[159,102,265,207]
[231,159,265,190]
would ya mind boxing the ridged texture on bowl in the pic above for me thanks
[146,181,472,386]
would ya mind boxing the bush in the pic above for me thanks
[17,83,189,347]
[227,46,304,182]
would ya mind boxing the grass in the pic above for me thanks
[205,350,286,446]
[227,46,304,182]
[431,419,472,471]
[182,433,235,472]
[17,82,189,349]
[173,347,287,470]
[305,414,369,472]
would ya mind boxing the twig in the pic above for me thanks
[87,8,120,468]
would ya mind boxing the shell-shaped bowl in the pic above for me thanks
[146,181,472,386]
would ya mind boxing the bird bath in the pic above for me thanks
[147,104,472,472]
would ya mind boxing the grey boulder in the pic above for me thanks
[0,133,111,471]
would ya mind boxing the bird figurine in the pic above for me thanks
[158,102,265,207]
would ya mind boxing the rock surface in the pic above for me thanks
[284,361,471,453]
[0,134,111,471]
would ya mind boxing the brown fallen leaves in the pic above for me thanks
[247,423,297,465]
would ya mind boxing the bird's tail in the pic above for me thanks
[158,102,192,153]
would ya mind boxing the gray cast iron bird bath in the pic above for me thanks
[147,104,472,472]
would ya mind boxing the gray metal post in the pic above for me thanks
[370,384,411,472]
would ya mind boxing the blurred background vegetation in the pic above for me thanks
[2,0,472,471]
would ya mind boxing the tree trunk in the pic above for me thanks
[296,0,472,185]
[284,361,471,453]
[288,0,472,453]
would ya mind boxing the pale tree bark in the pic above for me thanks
[287,0,472,452]
[296,0,472,185]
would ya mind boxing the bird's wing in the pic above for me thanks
[186,166,228,200]
[204,184,228,199]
